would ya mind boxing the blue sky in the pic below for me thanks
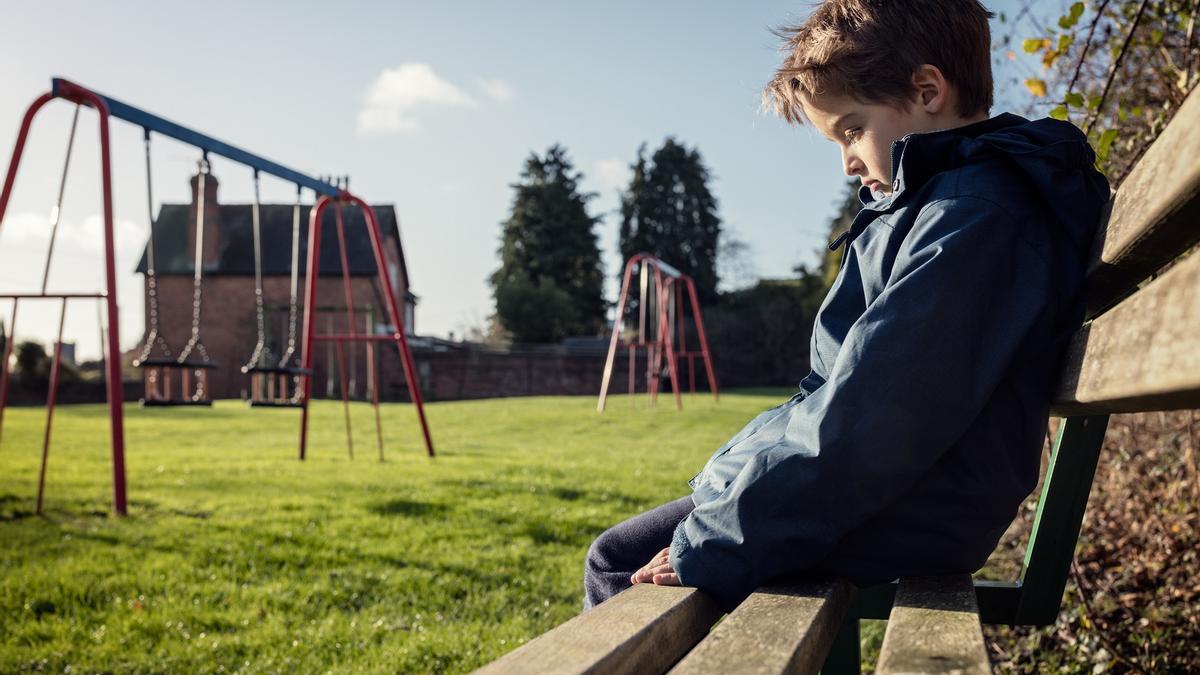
[0,1,1050,358]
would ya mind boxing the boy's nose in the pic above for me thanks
[841,149,863,177]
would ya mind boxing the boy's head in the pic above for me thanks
[766,0,995,195]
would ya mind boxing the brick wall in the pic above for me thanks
[399,344,716,403]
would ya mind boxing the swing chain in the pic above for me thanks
[278,185,303,369]
[135,129,172,364]
[242,168,272,371]
[40,103,80,295]
[177,157,211,365]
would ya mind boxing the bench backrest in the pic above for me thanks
[1014,87,1200,624]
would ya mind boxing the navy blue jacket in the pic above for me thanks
[670,114,1111,610]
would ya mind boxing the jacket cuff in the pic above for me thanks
[669,517,755,612]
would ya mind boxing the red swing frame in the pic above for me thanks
[296,193,435,460]
[0,81,128,515]
[597,252,719,412]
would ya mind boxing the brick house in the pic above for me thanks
[134,170,417,401]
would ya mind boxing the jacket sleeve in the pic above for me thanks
[669,196,1055,610]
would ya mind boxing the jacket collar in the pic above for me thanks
[832,113,1029,257]
[857,113,1030,210]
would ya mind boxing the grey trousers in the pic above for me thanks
[583,496,695,609]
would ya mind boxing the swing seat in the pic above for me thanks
[141,398,214,407]
[136,357,219,369]
[242,364,308,409]
[240,364,312,376]
[247,400,304,409]
[136,358,219,407]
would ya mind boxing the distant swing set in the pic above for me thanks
[597,252,719,412]
[0,77,435,516]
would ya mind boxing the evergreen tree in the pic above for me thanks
[618,138,722,304]
[490,144,605,343]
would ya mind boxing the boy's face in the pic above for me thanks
[800,91,941,197]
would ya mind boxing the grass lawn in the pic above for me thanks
[0,390,792,673]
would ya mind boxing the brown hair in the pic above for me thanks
[765,0,995,124]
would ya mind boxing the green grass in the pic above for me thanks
[0,390,792,673]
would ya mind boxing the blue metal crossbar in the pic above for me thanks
[51,77,340,197]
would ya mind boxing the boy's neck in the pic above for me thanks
[917,109,990,137]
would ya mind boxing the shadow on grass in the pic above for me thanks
[520,520,600,547]
[130,500,214,519]
[0,494,117,522]
[369,499,449,517]
[0,508,35,522]
[0,493,33,521]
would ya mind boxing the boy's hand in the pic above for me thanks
[630,547,680,586]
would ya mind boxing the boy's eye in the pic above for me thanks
[844,127,862,142]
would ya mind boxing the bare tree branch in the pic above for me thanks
[1068,0,1115,95]
[1185,0,1199,84]
[1087,0,1154,135]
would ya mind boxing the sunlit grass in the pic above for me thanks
[0,391,788,673]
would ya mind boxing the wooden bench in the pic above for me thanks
[474,86,1200,674]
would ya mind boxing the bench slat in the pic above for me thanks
[473,584,721,675]
[875,575,991,675]
[1053,245,1200,415]
[1085,86,1200,317]
[668,579,854,675]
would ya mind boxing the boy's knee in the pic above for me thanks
[585,531,613,573]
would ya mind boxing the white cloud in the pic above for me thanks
[0,211,142,261]
[478,78,516,103]
[357,63,479,134]
[593,158,631,193]
[0,211,143,296]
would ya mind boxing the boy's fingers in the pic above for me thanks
[652,572,680,586]
[632,548,674,585]
[646,563,672,577]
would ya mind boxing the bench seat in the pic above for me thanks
[475,575,987,674]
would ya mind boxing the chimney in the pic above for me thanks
[186,165,222,270]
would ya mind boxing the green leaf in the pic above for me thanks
[1023,38,1045,53]
[1050,105,1070,121]
[1025,78,1048,97]
[1132,105,1143,117]
[1088,94,1103,110]
[1065,92,1085,107]
[1151,29,1164,45]
[1058,34,1074,52]
[1096,128,1119,161]
[1058,1,1085,28]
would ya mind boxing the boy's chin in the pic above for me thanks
[867,186,890,201]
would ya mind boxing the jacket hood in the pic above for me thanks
[869,113,1112,261]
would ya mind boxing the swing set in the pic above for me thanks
[597,253,719,412]
[0,77,435,516]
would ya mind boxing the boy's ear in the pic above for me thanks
[911,64,949,114]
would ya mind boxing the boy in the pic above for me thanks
[584,0,1111,611]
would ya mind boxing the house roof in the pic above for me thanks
[135,203,413,295]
